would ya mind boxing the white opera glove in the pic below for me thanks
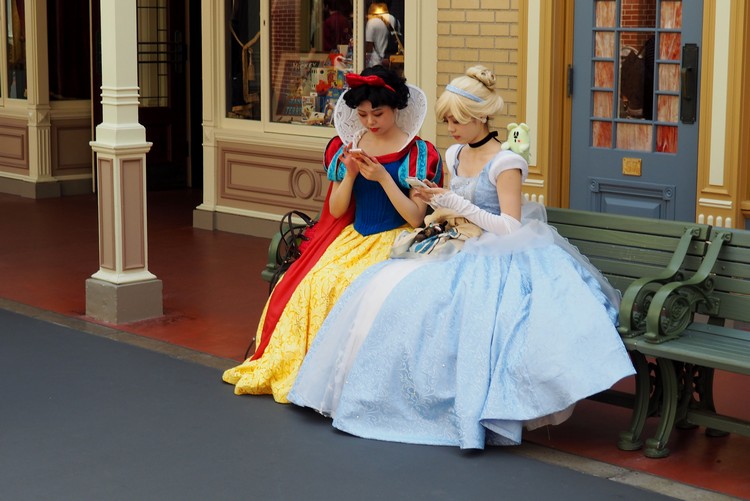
[430,191,521,236]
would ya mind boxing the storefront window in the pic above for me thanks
[226,1,406,127]
[267,0,352,126]
[364,1,404,76]
[7,0,26,99]
[227,0,262,119]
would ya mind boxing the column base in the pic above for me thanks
[85,277,163,324]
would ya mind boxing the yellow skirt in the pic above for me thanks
[223,224,405,403]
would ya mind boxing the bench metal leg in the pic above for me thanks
[644,358,678,458]
[687,365,730,438]
[618,351,652,451]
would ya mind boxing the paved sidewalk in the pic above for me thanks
[0,300,739,501]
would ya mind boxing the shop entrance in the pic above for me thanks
[91,0,202,190]
[569,0,703,221]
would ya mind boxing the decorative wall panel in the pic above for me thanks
[217,140,328,214]
[0,118,29,172]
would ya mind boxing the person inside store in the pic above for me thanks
[288,65,635,449]
[223,65,443,403]
[365,1,402,68]
[322,0,352,53]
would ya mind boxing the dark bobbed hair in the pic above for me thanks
[343,65,409,110]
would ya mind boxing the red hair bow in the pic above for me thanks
[345,73,395,93]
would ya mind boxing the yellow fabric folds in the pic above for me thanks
[222,224,405,403]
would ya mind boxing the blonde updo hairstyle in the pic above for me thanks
[435,65,504,124]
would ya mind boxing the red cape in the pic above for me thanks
[251,140,355,360]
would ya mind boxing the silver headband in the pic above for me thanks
[446,84,483,103]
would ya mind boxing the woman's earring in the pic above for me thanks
[481,117,488,123]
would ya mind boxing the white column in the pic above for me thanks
[86,0,162,323]
[25,0,54,190]
[193,0,217,229]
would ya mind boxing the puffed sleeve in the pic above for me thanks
[396,138,444,189]
[487,150,528,185]
[325,136,346,182]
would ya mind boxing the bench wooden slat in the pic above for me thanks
[553,224,698,254]
[546,208,706,238]
[703,292,750,323]
[630,328,750,374]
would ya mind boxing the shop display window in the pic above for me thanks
[226,0,405,128]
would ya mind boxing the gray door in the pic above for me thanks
[570,0,702,221]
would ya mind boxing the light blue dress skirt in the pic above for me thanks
[288,220,635,449]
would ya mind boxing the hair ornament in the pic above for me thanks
[446,84,483,103]
[345,73,395,93]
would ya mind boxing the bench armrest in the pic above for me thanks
[618,226,704,338]
[642,230,732,343]
[260,232,283,283]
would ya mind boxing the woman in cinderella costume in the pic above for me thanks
[288,66,635,449]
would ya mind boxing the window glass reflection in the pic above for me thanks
[7,0,26,99]
[268,0,354,126]
[365,1,404,76]
[227,0,262,120]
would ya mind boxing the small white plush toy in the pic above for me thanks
[500,122,531,163]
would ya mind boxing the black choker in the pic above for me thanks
[468,131,499,148]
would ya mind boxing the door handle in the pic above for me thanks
[680,43,699,124]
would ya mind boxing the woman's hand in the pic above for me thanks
[412,179,447,203]
[353,152,389,184]
[340,143,362,178]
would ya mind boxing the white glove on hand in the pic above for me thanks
[430,191,521,235]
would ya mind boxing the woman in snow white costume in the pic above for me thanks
[223,66,442,403]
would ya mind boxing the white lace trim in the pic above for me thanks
[333,83,427,149]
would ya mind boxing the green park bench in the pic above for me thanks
[617,226,750,458]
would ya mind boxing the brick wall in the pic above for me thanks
[621,0,656,51]
[271,0,302,81]
[436,0,520,151]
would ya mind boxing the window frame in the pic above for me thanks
[219,1,364,140]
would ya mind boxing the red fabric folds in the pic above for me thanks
[251,138,354,360]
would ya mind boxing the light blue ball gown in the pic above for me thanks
[288,146,635,449]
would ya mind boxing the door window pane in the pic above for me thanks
[620,0,656,28]
[660,1,682,29]
[657,94,679,123]
[593,91,613,119]
[594,61,614,88]
[592,121,613,148]
[616,122,652,151]
[657,125,678,153]
[595,1,616,28]
[589,0,682,153]
[595,32,615,58]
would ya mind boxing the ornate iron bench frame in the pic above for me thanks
[617,227,750,458]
